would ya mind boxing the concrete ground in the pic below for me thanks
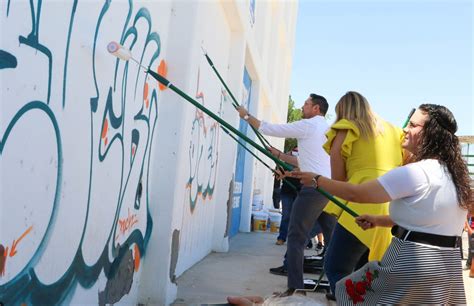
[173,231,473,305]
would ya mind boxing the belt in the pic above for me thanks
[391,225,460,248]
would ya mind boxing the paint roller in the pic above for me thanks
[107,41,148,70]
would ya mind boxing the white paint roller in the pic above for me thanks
[107,41,132,61]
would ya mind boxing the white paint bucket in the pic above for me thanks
[252,193,264,211]
[268,212,282,233]
[252,211,268,232]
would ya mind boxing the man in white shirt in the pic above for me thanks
[238,93,336,295]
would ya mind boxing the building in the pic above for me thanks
[0,0,298,305]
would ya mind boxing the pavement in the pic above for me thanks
[173,231,473,305]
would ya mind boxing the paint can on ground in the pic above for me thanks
[252,192,264,211]
[252,211,268,232]
[268,212,282,233]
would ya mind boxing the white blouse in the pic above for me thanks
[378,159,466,236]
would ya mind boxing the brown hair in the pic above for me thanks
[416,104,472,210]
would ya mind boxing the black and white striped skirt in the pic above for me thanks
[335,237,466,305]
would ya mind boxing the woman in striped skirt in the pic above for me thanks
[292,104,472,304]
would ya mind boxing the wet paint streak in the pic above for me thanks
[0,50,17,69]
[0,244,6,276]
[18,0,53,104]
[6,0,11,16]
[62,0,78,108]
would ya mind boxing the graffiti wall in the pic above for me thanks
[174,2,236,274]
[1,0,297,304]
[0,0,171,304]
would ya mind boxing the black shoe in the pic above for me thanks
[325,292,336,301]
[269,265,288,276]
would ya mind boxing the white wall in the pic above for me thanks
[0,0,297,305]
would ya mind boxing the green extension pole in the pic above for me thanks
[221,126,299,192]
[402,108,416,129]
[202,51,272,149]
[146,69,359,218]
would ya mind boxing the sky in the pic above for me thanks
[290,0,473,136]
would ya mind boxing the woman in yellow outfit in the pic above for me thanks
[322,92,403,300]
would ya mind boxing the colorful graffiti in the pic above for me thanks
[0,0,162,304]
[185,67,225,212]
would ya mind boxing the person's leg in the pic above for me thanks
[316,211,336,246]
[277,192,296,242]
[272,187,281,209]
[323,223,369,295]
[286,187,327,289]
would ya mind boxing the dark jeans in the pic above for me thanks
[284,187,336,289]
[272,187,281,209]
[324,223,369,295]
[277,192,296,241]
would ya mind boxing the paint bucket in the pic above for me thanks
[252,211,268,232]
[252,192,264,211]
[268,212,282,233]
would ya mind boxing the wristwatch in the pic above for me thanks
[243,114,250,121]
[312,175,322,188]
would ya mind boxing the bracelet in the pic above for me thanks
[312,175,322,188]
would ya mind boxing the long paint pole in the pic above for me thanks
[202,50,272,148]
[107,41,359,218]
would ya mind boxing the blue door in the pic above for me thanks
[229,67,252,237]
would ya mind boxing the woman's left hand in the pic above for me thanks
[289,171,317,186]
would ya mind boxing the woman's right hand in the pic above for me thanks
[355,214,379,230]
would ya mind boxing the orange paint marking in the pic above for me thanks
[145,98,149,109]
[115,209,139,240]
[10,226,33,257]
[132,145,136,157]
[143,82,149,101]
[101,118,109,139]
[157,60,168,91]
[104,137,108,147]
[134,244,140,272]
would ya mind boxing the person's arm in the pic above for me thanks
[329,130,347,181]
[268,147,299,167]
[291,163,428,205]
[355,214,395,230]
[237,106,261,129]
[290,171,391,203]
[237,106,308,138]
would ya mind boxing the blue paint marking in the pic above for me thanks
[0,50,17,69]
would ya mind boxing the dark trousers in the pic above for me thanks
[286,187,336,289]
[277,192,296,241]
[467,233,474,267]
[324,223,369,294]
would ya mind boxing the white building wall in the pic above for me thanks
[0,0,297,305]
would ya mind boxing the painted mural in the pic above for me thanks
[185,67,225,212]
[0,0,165,304]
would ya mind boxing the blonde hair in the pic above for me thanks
[335,91,384,139]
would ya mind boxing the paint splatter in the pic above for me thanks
[133,244,140,271]
[157,60,167,91]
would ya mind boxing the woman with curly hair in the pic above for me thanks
[292,104,472,304]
